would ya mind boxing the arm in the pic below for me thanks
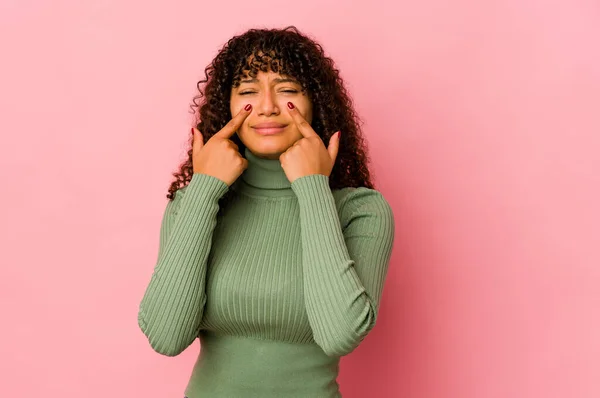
[138,173,229,356]
[291,174,395,357]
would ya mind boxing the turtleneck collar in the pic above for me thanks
[232,147,295,198]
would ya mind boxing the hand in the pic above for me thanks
[279,102,340,184]
[192,105,252,186]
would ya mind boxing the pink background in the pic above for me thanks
[1,1,599,397]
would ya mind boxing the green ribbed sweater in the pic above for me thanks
[138,147,395,398]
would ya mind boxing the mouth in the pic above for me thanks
[252,124,288,135]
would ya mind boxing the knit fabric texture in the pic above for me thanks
[138,147,395,398]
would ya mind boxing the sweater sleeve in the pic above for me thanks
[290,174,395,357]
[138,173,229,357]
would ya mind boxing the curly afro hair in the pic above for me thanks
[166,25,375,203]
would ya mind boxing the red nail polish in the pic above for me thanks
[244,103,252,111]
[337,131,341,138]
[191,127,194,135]
[287,102,295,109]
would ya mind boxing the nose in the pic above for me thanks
[256,89,280,116]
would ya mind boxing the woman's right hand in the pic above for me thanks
[191,105,252,186]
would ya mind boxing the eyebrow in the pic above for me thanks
[239,77,299,85]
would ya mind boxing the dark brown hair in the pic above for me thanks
[166,25,374,202]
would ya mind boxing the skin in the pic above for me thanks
[230,70,313,160]
[229,70,340,183]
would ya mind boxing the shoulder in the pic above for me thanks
[332,186,395,230]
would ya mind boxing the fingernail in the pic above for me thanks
[191,127,194,135]
[337,131,341,138]
[244,104,252,111]
[287,102,295,109]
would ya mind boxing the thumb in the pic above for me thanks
[328,131,340,162]
[192,127,204,150]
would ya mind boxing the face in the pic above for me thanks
[230,70,313,160]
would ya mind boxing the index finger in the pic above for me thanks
[214,104,252,139]
[287,102,318,138]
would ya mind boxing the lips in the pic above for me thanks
[253,126,286,135]
[251,122,288,136]
[252,122,288,129]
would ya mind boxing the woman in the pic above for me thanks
[138,26,395,398]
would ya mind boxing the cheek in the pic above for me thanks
[291,98,312,120]
[231,97,257,117]
[230,94,247,114]
[230,102,241,115]
[304,108,313,124]
[296,107,313,124]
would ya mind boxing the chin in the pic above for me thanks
[247,146,284,159]
[243,136,295,158]
[245,144,287,159]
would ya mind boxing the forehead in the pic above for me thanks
[239,71,299,84]
[239,51,296,79]
[233,51,302,89]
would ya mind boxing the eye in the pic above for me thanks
[239,89,298,95]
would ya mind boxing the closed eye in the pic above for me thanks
[239,89,298,95]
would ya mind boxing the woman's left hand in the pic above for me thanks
[279,102,340,183]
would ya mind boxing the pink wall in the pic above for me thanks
[1,1,599,397]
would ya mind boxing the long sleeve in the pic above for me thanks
[290,174,395,357]
[138,173,229,356]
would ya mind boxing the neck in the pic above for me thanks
[233,147,294,198]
